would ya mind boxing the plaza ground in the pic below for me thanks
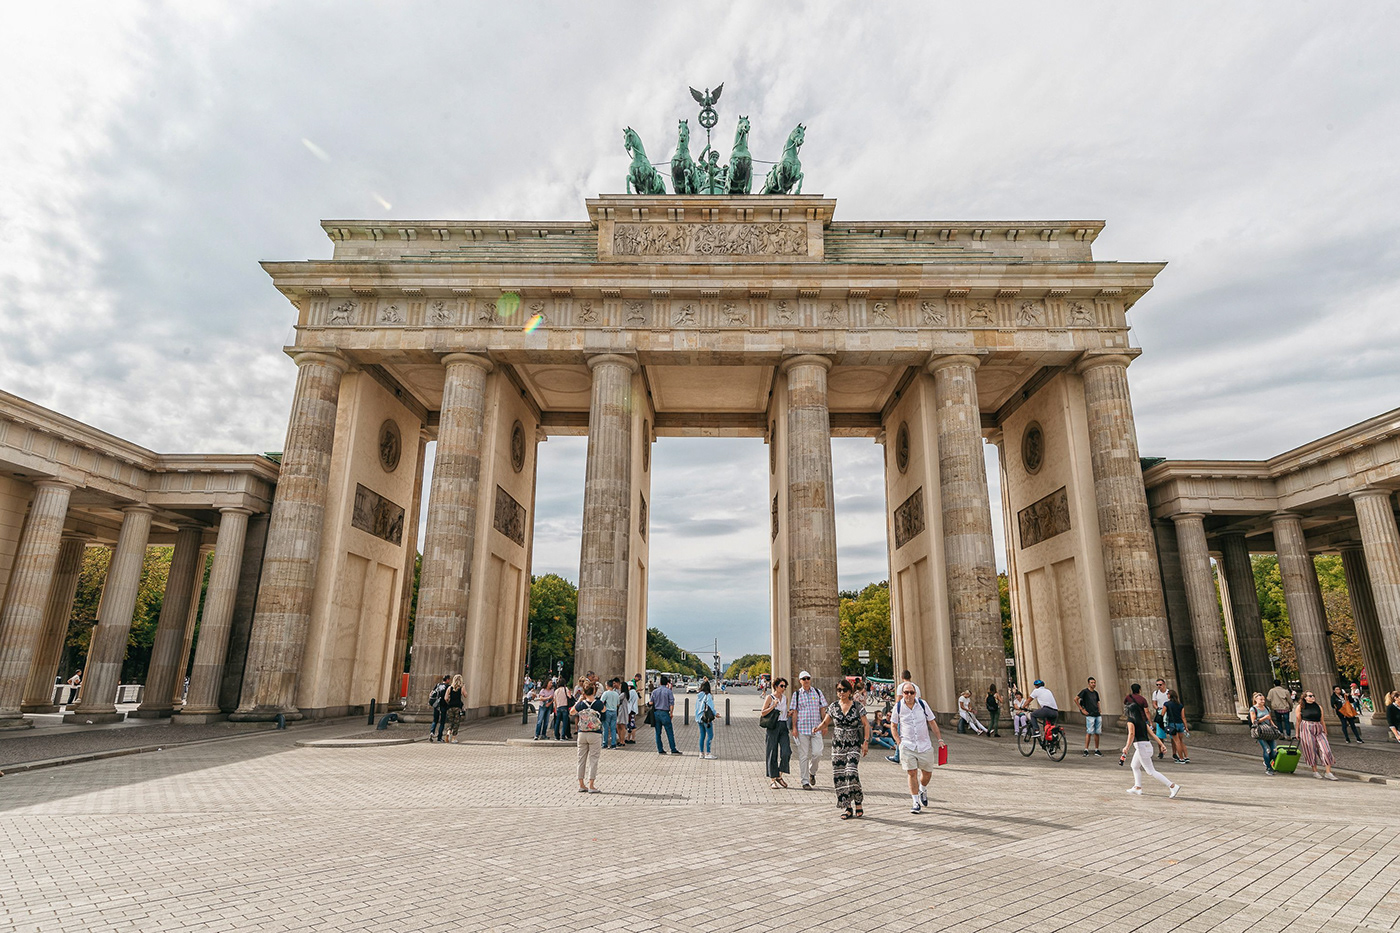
[2,701,1399,933]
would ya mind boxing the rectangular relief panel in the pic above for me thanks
[493,485,526,546]
[1017,487,1070,549]
[351,484,405,545]
[894,487,926,549]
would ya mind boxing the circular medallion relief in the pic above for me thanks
[378,420,402,473]
[1021,422,1045,475]
[510,420,526,473]
[895,422,910,474]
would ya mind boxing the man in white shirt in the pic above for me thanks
[890,682,944,813]
[788,672,828,789]
[1028,679,1058,735]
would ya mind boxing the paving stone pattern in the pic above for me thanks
[2,700,1399,933]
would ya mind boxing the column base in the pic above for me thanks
[1194,718,1249,734]
[396,709,433,724]
[19,704,59,714]
[127,708,174,719]
[172,710,228,724]
[0,716,36,730]
[62,710,126,724]
[228,706,303,723]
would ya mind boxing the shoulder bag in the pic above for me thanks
[759,695,780,730]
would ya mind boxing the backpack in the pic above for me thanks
[575,702,602,733]
[699,697,716,724]
[428,683,448,709]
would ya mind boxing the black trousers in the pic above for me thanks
[765,725,791,778]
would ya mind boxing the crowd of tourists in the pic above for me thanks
[420,663,1400,809]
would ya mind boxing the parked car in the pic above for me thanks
[685,682,699,693]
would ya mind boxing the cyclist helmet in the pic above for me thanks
[1032,679,1044,687]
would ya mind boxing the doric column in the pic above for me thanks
[231,351,347,721]
[20,534,88,712]
[929,355,1004,697]
[0,481,76,728]
[171,546,212,707]
[1340,546,1393,724]
[781,355,840,694]
[1077,353,1175,691]
[401,353,493,721]
[1216,532,1273,699]
[131,524,205,718]
[1270,512,1337,702]
[1151,519,1202,721]
[67,506,155,723]
[1350,488,1400,686]
[573,353,638,682]
[1171,514,1238,724]
[175,508,252,723]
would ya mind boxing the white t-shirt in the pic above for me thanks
[957,695,971,713]
[897,681,922,700]
[1152,689,1169,713]
[1030,686,1058,711]
[892,697,937,753]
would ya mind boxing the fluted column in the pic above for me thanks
[781,355,840,694]
[231,351,347,721]
[20,534,88,713]
[176,508,251,723]
[573,354,637,682]
[930,355,1005,697]
[1340,546,1393,724]
[0,481,76,728]
[67,506,155,723]
[1350,488,1400,687]
[1216,533,1273,699]
[401,353,493,721]
[131,525,205,718]
[1077,353,1175,690]
[1270,512,1337,703]
[171,546,212,707]
[1172,514,1238,724]
[1151,519,1202,721]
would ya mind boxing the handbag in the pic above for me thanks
[643,705,655,726]
[1251,714,1278,740]
[1339,700,1357,719]
[759,701,779,729]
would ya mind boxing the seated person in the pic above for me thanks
[870,710,896,749]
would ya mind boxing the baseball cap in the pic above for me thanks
[798,671,812,680]
[1033,679,1044,687]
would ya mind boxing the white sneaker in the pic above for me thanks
[1169,784,1181,798]
[1313,771,1324,780]
[919,790,928,806]
[910,801,922,813]
[1125,787,1143,795]
[1324,773,1338,781]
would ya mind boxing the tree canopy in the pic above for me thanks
[839,581,892,675]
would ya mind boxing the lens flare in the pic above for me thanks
[301,138,331,162]
[497,292,521,317]
[523,313,544,333]
[373,192,392,210]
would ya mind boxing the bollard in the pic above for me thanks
[376,712,398,730]
[522,701,529,725]
[684,697,690,725]
[368,698,376,725]
[275,713,286,730]
[725,697,731,726]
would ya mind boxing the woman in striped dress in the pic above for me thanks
[1294,690,1338,781]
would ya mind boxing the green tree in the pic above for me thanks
[403,552,421,671]
[839,580,891,676]
[62,545,172,684]
[723,652,770,679]
[645,627,709,678]
[527,573,578,681]
[1253,553,1363,685]
[998,572,1013,657]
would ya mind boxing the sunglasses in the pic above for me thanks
[903,690,916,695]
[800,677,811,681]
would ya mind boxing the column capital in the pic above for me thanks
[59,532,91,544]
[290,350,349,373]
[441,352,494,373]
[1269,510,1304,523]
[779,353,833,375]
[121,505,157,516]
[1074,349,1141,375]
[1170,512,1207,524]
[585,352,638,374]
[218,506,255,517]
[32,479,78,493]
[925,352,987,375]
[1348,486,1395,503]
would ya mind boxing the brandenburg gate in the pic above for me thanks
[232,183,1171,723]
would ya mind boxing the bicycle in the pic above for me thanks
[1017,717,1067,761]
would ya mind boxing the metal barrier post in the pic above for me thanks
[684,697,690,725]
[368,698,376,725]
[725,697,731,725]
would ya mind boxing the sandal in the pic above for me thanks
[777,777,788,788]
[770,780,781,789]
[854,807,864,818]
[840,808,853,820]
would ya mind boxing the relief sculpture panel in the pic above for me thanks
[493,485,527,546]
[894,487,926,549]
[352,484,405,546]
[612,222,807,256]
[1018,487,1071,549]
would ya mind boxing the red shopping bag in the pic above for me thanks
[937,744,948,766]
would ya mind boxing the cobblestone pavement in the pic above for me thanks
[2,700,1398,933]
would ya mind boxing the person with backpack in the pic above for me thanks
[985,683,1003,738]
[1248,692,1281,774]
[442,674,465,743]
[572,682,605,793]
[788,672,828,789]
[890,682,944,813]
[696,680,718,759]
[427,674,450,742]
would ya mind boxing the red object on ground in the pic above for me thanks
[401,673,410,699]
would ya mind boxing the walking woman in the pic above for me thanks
[761,677,791,788]
[1330,685,1364,743]
[1121,683,1181,798]
[443,674,465,743]
[986,683,1003,738]
[1387,687,1400,743]
[1248,692,1280,774]
[696,680,718,759]
[572,682,605,793]
[814,679,870,819]
[1164,689,1189,763]
[1295,690,1339,780]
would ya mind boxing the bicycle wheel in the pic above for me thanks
[1045,727,1067,761]
[1017,725,1037,757]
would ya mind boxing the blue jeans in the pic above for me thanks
[431,706,447,740]
[1274,709,1292,738]
[653,709,678,752]
[1258,737,1277,769]
[602,710,619,747]
[553,708,569,740]
[698,721,713,754]
[535,704,552,738]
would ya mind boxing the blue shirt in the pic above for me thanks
[650,686,675,711]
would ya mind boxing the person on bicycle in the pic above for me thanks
[1028,679,1059,737]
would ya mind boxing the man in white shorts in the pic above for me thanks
[890,682,944,813]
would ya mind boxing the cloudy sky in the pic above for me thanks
[4,3,1399,661]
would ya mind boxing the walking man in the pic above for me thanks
[789,671,828,789]
[1077,676,1102,757]
[427,674,450,742]
[1267,679,1295,739]
[651,676,682,755]
[890,682,944,813]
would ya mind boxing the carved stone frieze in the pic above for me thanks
[1018,486,1071,549]
[493,484,526,546]
[894,487,926,549]
[612,222,807,256]
[352,484,405,545]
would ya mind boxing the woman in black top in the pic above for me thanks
[1329,686,1363,743]
[443,674,465,743]
[1164,689,1189,763]
[1386,688,1400,744]
[1294,690,1337,780]
[986,683,1002,738]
